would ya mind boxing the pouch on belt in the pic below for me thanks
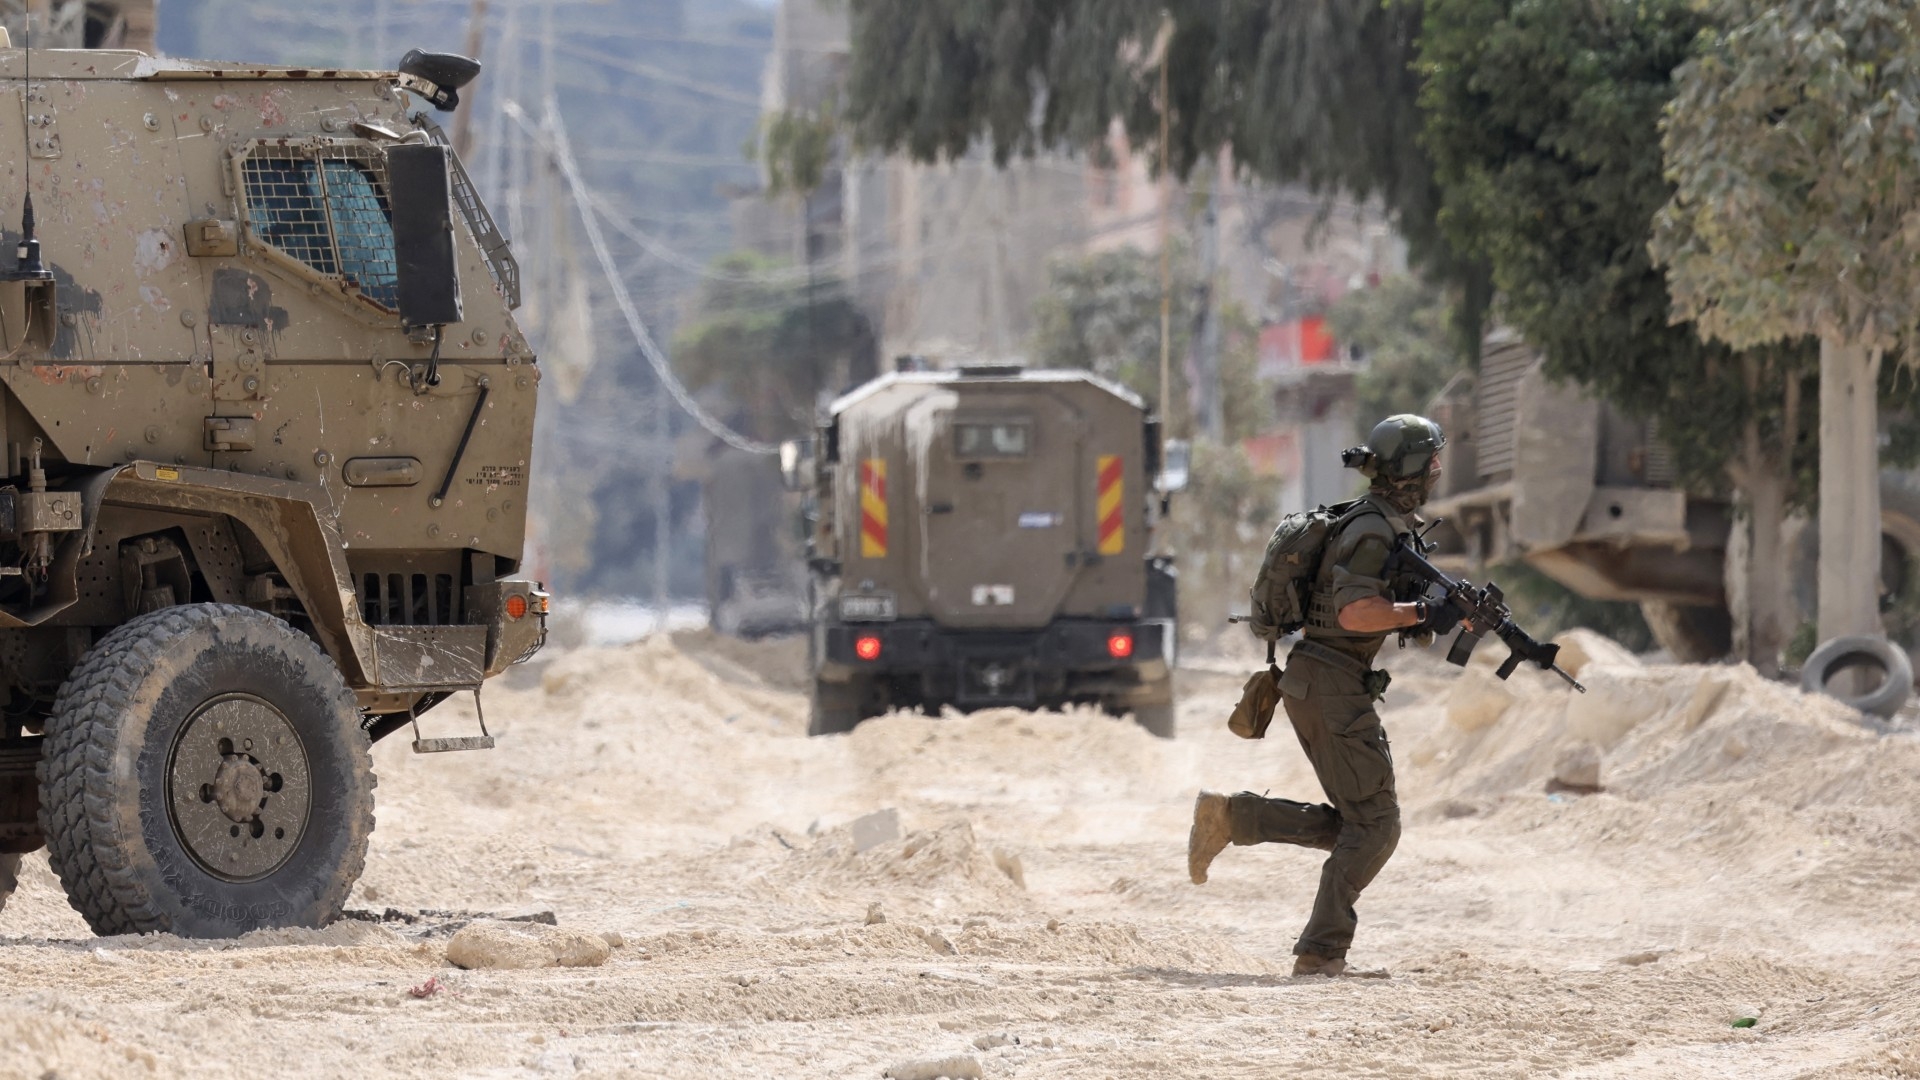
[1228,641,1282,740]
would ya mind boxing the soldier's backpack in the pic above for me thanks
[1246,499,1380,641]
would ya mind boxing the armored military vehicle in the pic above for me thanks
[787,366,1181,737]
[0,42,545,937]
[1424,330,1920,664]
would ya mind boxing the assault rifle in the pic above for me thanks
[1390,535,1586,692]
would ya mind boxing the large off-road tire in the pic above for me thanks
[808,679,865,737]
[0,853,19,916]
[38,604,375,938]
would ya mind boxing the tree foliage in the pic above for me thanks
[1029,245,1268,442]
[671,253,877,441]
[1652,0,1920,354]
[1418,0,1818,496]
[841,0,1449,270]
[1326,276,1464,430]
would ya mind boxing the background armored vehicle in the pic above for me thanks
[0,42,544,937]
[790,366,1180,737]
[702,447,807,638]
[1425,332,1920,665]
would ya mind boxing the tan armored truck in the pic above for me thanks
[0,43,545,937]
[1424,331,1920,664]
[787,367,1182,737]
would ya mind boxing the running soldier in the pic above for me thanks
[1187,414,1457,977]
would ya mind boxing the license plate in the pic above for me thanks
[840,594,896,621]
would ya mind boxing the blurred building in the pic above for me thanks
[0,1,156,51]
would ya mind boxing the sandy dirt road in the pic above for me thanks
[2,628,1917,1079]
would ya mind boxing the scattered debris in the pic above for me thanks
[991,848,1025,889]
[1733,1017,1758,1029]
[408,975,443,999]
[1614,950,1662,967]
[851,809,903,853]
[866,902,887,925]
[1547,742,1604,795]
[971,1032,1016,1050]
[446,921,613,970]
[883,1054,984,1080]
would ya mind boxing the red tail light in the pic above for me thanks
[1107,632,1134,659]
[855,635,883,661]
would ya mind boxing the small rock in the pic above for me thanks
[992,848,1026,889]
[917,928,957,955]
[1614,950,1662,966]
[1046,918,1061,931]
[600,931,626,949]
[446,921,612,970]
[1549,742,1603,793]
[883,1055,983,1080]
[851,808,902,853]
[500,907,559,926]
[1439,799,1481,820]
[867,902,887,926]
[1446,667,1515,732]
[972,1033,1012,1050]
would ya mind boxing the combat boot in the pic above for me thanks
[1292,953,1348,977]
[1187,791,1232,884]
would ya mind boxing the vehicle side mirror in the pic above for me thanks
[1156,438,1191,493]
[779,438,815,491]
[387,143,463,328]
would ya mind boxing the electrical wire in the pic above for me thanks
[505,97,777,456]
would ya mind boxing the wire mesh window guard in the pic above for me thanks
[241,144,400,310]
[409,114,521,310]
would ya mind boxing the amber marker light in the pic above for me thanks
[505,594,529,620]
[855,635,883,661]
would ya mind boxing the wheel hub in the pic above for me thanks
[166,694,312,883]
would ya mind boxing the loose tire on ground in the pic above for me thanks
[0,853,18,917]
[38,604,375,937]
[1801,634,1914,720]
[808,679,865,736]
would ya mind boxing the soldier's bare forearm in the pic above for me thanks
[1336,596,1423,632]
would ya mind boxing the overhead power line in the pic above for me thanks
[504,98,777,456]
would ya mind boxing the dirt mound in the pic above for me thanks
[1412,639,1889,804]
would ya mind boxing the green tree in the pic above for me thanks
[1418,0,1819,669]
[1326,276,1464,428]
[1651,0,1920,644]
[839,0,1471,304]
[1029,245,1268,441]
[671,252,877,442]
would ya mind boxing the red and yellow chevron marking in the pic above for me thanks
[859,458,889,558]
[1096,454,1125,555]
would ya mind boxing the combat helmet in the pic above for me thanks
[1343,414,1447,509]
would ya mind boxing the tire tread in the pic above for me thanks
[37,604,373,936]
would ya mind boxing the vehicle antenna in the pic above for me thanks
[6,13,52,284]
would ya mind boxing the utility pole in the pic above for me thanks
[1154,14,1174,449]
[1193,172,1223,440]
[372,0,391,69]
[450,0,489,159]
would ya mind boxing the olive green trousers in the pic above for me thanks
[1225,652,1400,961]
